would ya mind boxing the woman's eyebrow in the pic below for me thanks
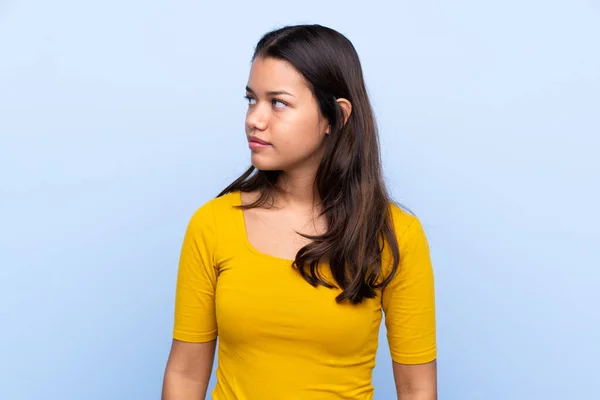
[245,86,295,97]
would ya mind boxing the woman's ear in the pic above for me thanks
[336,98,352,125]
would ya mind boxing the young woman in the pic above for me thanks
[162,24,437,400]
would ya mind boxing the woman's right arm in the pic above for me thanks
[163,202,220,399]
[162,339,217,400]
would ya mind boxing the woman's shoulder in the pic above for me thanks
[186,191,240,228]
[387,201,425,244]
[197,190,239,211]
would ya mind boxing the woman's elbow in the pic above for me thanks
[392,359,437,400]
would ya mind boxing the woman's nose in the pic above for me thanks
[246,103,269,131]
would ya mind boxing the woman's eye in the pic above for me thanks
[272,99,286,109]
[243,96,286,109]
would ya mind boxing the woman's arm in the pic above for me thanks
[392,360,437,400]
[164,202,220,398]
[383,213,438,399]
[162,339,217,400]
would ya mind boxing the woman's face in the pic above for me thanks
[244,56,329,172]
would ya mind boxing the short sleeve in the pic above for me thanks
[172,201,219,343]
[382,217,436,364]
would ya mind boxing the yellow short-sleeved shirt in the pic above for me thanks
[172,191,436,399]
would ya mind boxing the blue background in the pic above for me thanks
[1,1,599,399]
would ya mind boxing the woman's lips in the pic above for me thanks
[248,137,272,150]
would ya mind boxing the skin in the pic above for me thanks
[162,56,437,399]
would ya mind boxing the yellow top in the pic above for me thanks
[172,191,436,400]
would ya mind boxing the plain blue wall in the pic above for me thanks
[1,1,599,399]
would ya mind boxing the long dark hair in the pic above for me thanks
[218,24,400,304]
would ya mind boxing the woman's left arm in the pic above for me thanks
[382,213,438,399]
[392,360,437,400]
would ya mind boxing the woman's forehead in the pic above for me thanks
[247,57,309,96]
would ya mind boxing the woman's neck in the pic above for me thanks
[275,171,322,213]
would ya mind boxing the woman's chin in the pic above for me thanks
[250,159,280,171]
[250,154,282,171]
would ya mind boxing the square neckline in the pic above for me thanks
[231,190,329,266]
[232,190,298,264]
